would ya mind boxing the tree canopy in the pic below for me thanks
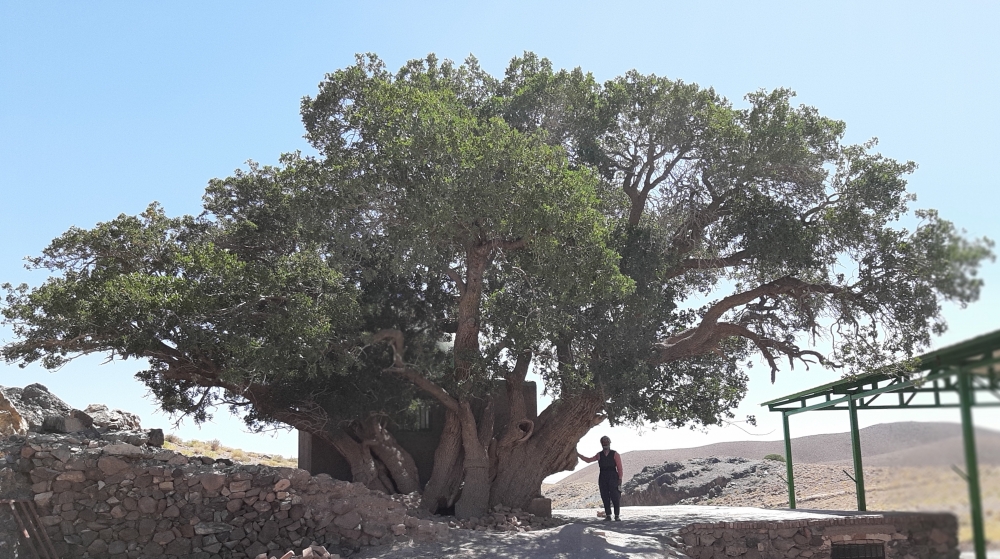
[3,53,992,516]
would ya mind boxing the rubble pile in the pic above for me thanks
[248,545,339,559]
[0,383,140,437]
[439,504,564,533]
[621,456,766,506]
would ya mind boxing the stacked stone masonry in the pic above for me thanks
[0,432,448,559]
[674,513,959,559]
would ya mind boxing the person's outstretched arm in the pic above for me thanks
[577,451,598,463]
[615,452,624,485]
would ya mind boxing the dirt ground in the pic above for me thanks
[354,506,852,559]
[545,463,1000,548]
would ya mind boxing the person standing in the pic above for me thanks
[577,435,623,521]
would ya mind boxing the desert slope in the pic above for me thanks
[559,422,1000,485]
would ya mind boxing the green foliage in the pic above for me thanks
[764,454,786,462]
[2,52,993,438]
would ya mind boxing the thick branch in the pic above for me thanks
[642,149,689,196]
[800,194,840,223]
[532,390,605,474]
[716,322,837,381]
[446,268,466,295]
[372,329,407,368]
[371,328,459,412]
[653,276,843,364]
[666,249,750,279]
[356,415,421,494]
[666,186,727,256]
[157,363,335,435]
[482,238,528,252]
[384,365,460,414]
[622,145,692,226]
[326,427,388,492]
[505,350,531,426]
[499,350,534,447]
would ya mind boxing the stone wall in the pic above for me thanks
[0,432,448,559]
[672,512,959,559]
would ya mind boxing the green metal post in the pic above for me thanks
[958,370,986,559]
[847,395,867,511]
[782,412,796,509]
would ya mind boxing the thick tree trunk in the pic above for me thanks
[323,428,393,494]
[453,247,489,380]
[305,419,421,496]
[356,416,422,494]
[627,191,648,227]
[489,391,605,509]
[421,409,464,513]
[453,400,491,519]
[445,246,494,518]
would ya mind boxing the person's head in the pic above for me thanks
[600,436,611,450]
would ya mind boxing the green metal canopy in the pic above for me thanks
[762,329,1000,559]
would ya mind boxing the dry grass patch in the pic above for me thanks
[162,435,297,468]
[862,465,1000,547]
[698,463,998,548]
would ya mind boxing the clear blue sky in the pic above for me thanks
[2,2,998,472]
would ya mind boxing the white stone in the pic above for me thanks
[0,390,30,436]
[103,443,142,456]
[33,492,53,507]
[56,470,85,482]
[194,521,234,535]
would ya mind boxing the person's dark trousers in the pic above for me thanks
[598,471,621,519]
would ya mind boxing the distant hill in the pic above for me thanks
[557,422,1000,485]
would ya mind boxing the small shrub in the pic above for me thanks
[209,439,221,451]
[164,433,182,444]
[764,453,786,462]
[230,449,247,461]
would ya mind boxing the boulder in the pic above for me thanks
[83,403,142,431]
[526,497,552,518]
[103,430,151,446]
[41,409,94,433]
[147,428,164,447]
[103,443,143,456]
[621,456,762,506]
[0,391,28,436]
[0,384,74,431]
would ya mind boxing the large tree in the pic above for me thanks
[3,54,992,518]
